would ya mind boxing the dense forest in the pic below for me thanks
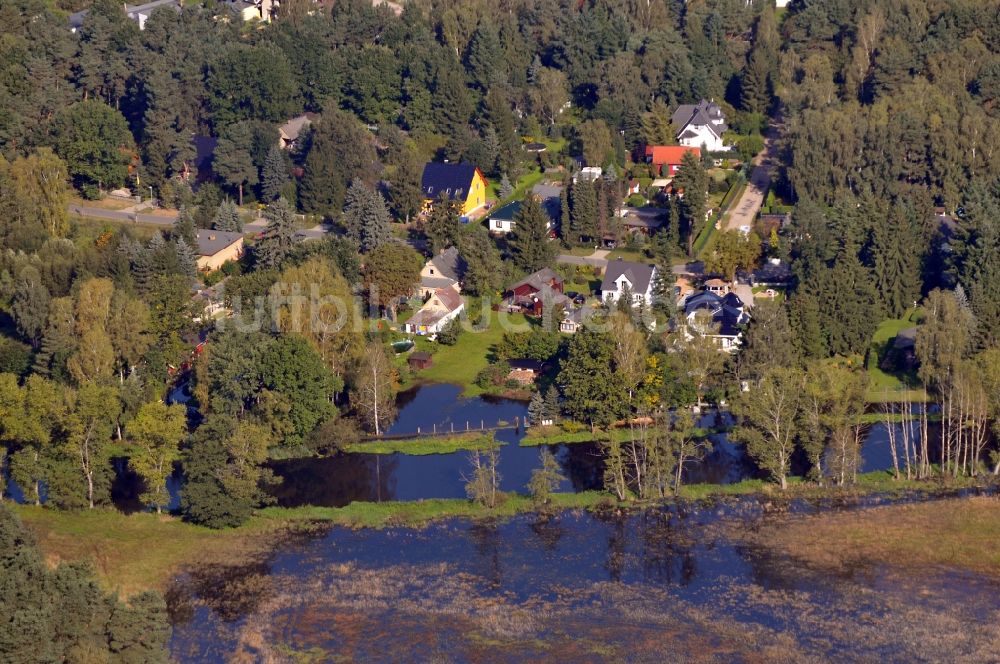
[0,0,999,569]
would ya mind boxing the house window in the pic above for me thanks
[495,221,501,229]
[429,268,434,275]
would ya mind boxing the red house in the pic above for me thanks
[506,268,569,315]
[643,145,701,177]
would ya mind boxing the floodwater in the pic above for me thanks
[2,383,933,510]
[167,492,1000,662]
[268,384,912,507]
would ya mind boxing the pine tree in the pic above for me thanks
[528,390,545,425]
[510,195,555,272]
[342,180,391,253]
[499,174,514,200]
[570,179,597,245]
[559,180,570,243]
[543,385,560,421]
[33,297,77,378]
[423,193,462,254]
[255,197,297,269]
[212,198,243,232]
[260,143,288,203]
[175,238,198,277]
[174,205,198,246]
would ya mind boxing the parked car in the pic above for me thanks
[572,293,586,305]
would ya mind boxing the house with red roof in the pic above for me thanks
[643,145,701,177]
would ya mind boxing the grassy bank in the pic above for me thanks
[13,504,288,597]
[344,432,502,455]
[520,426,633,446]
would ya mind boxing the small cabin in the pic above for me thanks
[408,351,433,370]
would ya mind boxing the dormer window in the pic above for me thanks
[427,186,433,194]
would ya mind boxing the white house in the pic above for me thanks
[403,287,465,336]
[683,291,750,352]
[671,100,728,153]
[600,259,657,307]
[417,247,464,298]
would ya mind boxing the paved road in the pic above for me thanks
[722,140,774,233]
[69,205,178,227]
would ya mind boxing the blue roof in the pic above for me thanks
[490,200,522,222]
[421,162,480,200]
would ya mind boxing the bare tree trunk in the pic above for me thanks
[883,399,900,480]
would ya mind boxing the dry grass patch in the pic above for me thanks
[756,496,1000,577]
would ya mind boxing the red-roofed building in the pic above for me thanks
[643,145,701,176]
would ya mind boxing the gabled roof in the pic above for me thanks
[278,114,316,142]
[426,247,465,282]
[672,100,727,139]
[490,200,522,222]
[601,260,655,295]
[195,230,244,257]
[509,268,564,294]
[421,162,483,200]
[644,145,701,166]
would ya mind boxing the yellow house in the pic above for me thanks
[195,230,244,272]
[420,162,488,216]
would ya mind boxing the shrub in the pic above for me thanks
[626,193,647,207]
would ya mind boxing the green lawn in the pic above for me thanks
[487,168,545,204]
[344,432,502,455]
[866,310,928,402]
[402,301,532,396]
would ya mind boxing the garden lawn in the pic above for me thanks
[407,305,532,396]
[866,311,927,402]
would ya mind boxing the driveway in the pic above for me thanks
[69,204,178,227]
[557,250,608,269]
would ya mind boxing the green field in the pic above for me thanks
[345,432,502,455]
[403,302,532,396]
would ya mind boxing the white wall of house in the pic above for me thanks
[490,218,515,234]
[678,124,726,152]
[602,272,656,306]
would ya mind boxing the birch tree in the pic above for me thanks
[733,366,803,490]
[352,344,396,436]
[127,401,187,513]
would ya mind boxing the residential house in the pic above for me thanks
[506,268,569,316]
[683,290,750,352]
[671,100,728,152]
[194,230,244,272]
[560,307,587,334]
[70,0,181,31]
[573,166,603,183]
[403,287,465,336]
[278,113,315,151]
[420,162,488,217]
[621,207,667,236]
[418,247,464,298]
[600,259,657,306]
[643,145,702,177]
[487,189,560,235]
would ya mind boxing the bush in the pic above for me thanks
[626,193,647,207]
[437,318,461,345]
[560,420,586,433]
[0,337,32,376]
[475,362,510,388]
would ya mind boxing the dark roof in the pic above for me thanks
[602,259,655,295]
[671,100,727,137]
[722,292,744,309]
[409,351,432,362]
[421,162,480,200]
[490,200,522,222]
[685,291,723,315]
[509,268,564,294]
[427,247,464,282]
[507,359,545,372]
[195,230,243,257]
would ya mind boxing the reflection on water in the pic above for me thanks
[168,494,1000,662]
[1,382,944,511]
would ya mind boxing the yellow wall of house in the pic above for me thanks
[197,238,244,272]
[461,170,487,215]
[422,170,488,216]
